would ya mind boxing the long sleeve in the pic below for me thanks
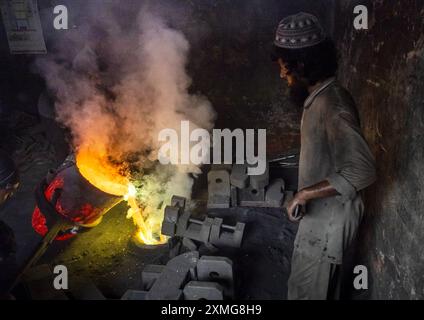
[326,106,377,201]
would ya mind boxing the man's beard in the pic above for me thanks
[289,80,309,108]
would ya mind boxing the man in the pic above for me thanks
[0,150,19,298]
[272,13,376,299]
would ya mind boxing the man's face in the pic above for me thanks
[277,58,309,107]
[0,182,19,207]
[277,58,295,87]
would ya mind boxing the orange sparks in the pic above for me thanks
[76,147,166,245]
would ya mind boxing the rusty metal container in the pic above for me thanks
[32,157,123,240]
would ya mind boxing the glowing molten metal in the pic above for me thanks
[76,149,166,245]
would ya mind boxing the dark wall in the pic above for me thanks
[0,0,334,157]
[183,0,335,156]
[335,0,424,299]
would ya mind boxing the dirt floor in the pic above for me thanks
[36,205,298,300]
[0,111,298,300]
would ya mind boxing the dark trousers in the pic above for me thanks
[288,251,342,300]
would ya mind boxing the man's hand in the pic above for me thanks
[284,180,340,223]
[285,190,306,222]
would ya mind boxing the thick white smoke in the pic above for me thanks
[35,3,216,227]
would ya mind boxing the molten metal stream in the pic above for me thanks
[76,149,166,245]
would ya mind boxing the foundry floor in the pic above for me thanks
[0,111,298,300]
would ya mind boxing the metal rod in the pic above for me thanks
[6,220,67,294]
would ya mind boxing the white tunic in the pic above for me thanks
[295,78,376,264]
